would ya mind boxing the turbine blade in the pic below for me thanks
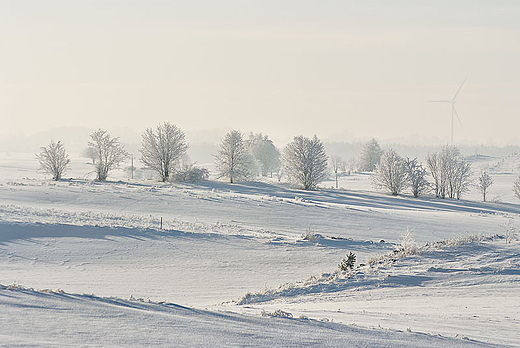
[452,77,467,101]
[453,106,462,125]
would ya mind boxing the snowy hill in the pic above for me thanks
[0,152,519,346]
[228,236,520,346]
[1,284,497,348]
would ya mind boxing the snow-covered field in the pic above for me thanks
[1,152,519,347]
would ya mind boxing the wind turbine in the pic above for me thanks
[428,78,467,144]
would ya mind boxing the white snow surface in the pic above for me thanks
[1,153,519,346]
[0,284,493,348]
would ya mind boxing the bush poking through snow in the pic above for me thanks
[301,230,320,242]
[400,230,418,255]
[172,164,209,182]
[338,252,356,271]
[502,219,517,244]
[237,233,501,306]
[261,309,293,318]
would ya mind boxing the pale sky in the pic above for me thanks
[1,1,519,145]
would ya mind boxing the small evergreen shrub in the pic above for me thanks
[338,251,356,271]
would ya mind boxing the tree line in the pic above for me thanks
[36,123,517,202]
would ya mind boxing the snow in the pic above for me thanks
[1,285,492,348]
[227,235,520,346]
[1,152,519,346]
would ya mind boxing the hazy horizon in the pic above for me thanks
[1,1,519,146]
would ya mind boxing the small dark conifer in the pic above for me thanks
[338,252,356,271]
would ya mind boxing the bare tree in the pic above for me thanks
[359,138,382,172]
[339,159,347,176]
[446,149,472,200]
[405,158,430,198]
[88,129,128,181]
[330,156,344,188]
[283,135,328,190]
[426,146,471,199]
[263,143,281,178]
[140,122,188,182]
[443,146,462,199]
[513,177,520,201]
[245,133,262,176]
[247,133,281,177]
[477,171,493,202]
[372,149,408,196]
[36,140,70,181]
[456,161,472,199]
[426,152,445,198]
[345,157,357,175]
[81,147,98,165]
[215,130,252,183]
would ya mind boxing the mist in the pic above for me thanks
[1,1,519,148]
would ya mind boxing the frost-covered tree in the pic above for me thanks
[283,135,328,190]
[477,171,493,202]
[426,146,471,199]
[246,133,281,177]
[405,158,430,198]
[345,157,357,175]
[88,129,128,181]
[215,130,252,183]
[359,138,382,172]
[426,151,444,198]
[454,160,472,200]
[441,148,471,200]
[330,156,344,188]
[140,122,188,182]
[263,144,281,177]
[81,147,98,165]
[513,177,520,201]
[372,149,408,196]
[36,140,70,181]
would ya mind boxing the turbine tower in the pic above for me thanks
[428,78,467,144]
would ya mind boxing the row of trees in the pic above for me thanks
[37,129,382,187]
[371,145,497,201]
[214,131,327,190]
[35,124,328,190]
[38,125,188,182]
[34,127,511,202]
